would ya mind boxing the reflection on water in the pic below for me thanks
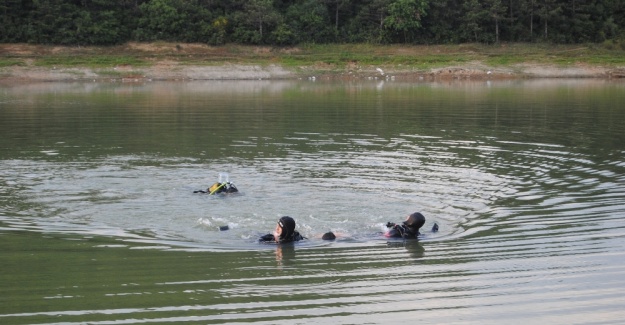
[1,79,625,324]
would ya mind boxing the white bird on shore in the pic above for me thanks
[376,68,384,75]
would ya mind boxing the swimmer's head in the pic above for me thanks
[404,212,425,230]
[277,216,296,241]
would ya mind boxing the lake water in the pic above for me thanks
[1,79,625,324]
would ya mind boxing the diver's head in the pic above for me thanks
[403,212,425,230]
[276,216,296,241]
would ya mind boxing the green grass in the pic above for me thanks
[2,42,623,72]
[274,43,624,69]
[0,59,26,67]
[34,55,147,68]
[275,44,473,69]
[480,43,625,66]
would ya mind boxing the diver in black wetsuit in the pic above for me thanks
[194,181,238,194]
[385,212,426,239]
[259,216,305,244]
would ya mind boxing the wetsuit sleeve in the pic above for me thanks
[385,228,401,238]
[259,234,275,242]
[227,183,238,193]
[402,229,414,239]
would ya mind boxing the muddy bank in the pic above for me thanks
[1,42,624,82]
[0,64,295,83]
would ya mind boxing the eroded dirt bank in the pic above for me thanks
[2,43,624,83]
[4,63,624,83]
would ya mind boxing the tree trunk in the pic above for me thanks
[496,18,499,43]
[530,0,534,41]
[509,0,513,34]
[335,4,339,31]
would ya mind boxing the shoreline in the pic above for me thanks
[3,63,624,83]
[2,43,625,83]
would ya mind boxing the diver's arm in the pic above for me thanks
[259,233,276,243]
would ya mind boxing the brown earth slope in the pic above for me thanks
[1,43,624,82]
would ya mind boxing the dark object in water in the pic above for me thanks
[194,181,238,194]
[322,232,336,240]
[432,223,439,232]
[405,212,426,230]
[385,212,426,239]
[219,225,229,231]
[259,216,305,244]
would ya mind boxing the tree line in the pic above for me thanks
[1,0,624,46]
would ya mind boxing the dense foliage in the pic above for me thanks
[1,0,624,45]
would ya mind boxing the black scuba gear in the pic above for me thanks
[193,181,238,194]
[386,212,426,239]
[259,216,305,244]
[386,224,419,239]
[259,231,305,244]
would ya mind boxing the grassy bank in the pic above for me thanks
[2,42,625,68]
[2,42,625,81]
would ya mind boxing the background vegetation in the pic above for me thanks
[1,0,624,46]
